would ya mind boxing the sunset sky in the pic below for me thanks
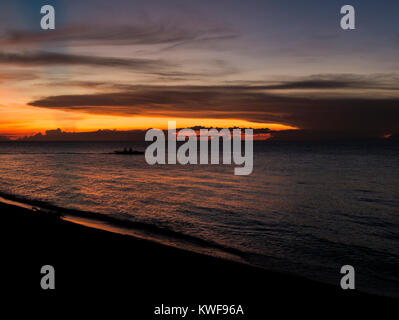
[1,0,399,138]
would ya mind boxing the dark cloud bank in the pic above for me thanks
[28,82,399,138]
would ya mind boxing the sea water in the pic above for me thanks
[0,140,398,297]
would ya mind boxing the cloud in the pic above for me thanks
[42,73,399,92]
[0,51,173,74]
[0,51,237,79]
[0,70,37,82]
[28,78,399,135]
[0,24,237,48]
[227,73,399,91]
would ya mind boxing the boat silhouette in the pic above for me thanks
[113,148,144,155]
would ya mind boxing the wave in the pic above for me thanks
[0,190,260,266]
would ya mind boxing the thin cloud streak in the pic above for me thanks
[0,24,238,48]
[0,51,173,73]
[0,51,237,79]
[38,73,399,91]
[0,70,37,82]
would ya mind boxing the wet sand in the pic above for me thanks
[0,200,395,317]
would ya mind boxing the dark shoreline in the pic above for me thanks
[0,199,396,316]
[0,191,250,263]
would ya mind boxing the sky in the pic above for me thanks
[0,0,399,138]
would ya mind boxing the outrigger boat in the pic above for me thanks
[113,148,144,155]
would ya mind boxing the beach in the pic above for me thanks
[1,198,395,317]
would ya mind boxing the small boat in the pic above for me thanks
[113,149,144,155]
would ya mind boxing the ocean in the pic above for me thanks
[0,140,398,297]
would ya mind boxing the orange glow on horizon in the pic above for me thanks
[0,110,298,138]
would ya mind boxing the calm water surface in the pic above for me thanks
[0,141,398,297]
